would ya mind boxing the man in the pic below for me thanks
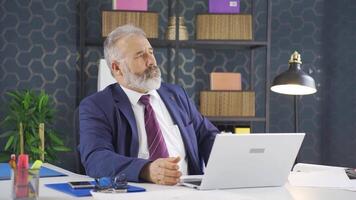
[79,24,218,185]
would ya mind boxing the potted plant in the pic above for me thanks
[0,90,71,162]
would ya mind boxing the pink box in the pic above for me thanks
[210,72,242,91]
[112,0,148,11]
[209,0,240,13]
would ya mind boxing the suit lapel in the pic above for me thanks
[111,84,139,156]
[157,85,200,171]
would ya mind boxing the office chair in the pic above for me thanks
[97,59,116,91]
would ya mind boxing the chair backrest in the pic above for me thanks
[97,59,117,91]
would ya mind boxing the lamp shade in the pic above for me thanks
[270,51,317,95]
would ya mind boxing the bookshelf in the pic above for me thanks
[78,0,271,132]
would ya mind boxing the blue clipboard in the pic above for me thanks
[45,182,146,197]
[0,163,67,180]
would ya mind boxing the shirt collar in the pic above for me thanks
[120,85,159,105]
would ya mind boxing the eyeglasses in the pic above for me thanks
[94,174,128,193]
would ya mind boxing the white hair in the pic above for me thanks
[103,24,146,74]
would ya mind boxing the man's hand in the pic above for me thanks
[140,157,182,185]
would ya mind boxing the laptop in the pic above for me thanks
[181,133,305,190]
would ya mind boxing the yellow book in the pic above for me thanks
[235,127,250,134]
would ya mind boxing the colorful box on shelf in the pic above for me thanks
[196,14,252,40]
[210,72,241,91]
[200,91,255,117]
[209,0,240,13]
[102,11,158,38]
[112,0,148,11]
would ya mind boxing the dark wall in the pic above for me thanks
[270,0,356,167]
[1,0,356,172]
[321,0,356,167]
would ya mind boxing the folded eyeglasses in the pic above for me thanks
[93,174,128,193]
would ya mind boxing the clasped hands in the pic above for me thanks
[140,156,182,185]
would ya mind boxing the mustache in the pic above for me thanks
[144,65,160,78]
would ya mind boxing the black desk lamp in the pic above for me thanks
[270,51,317,132]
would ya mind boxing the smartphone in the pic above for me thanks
[68,181,95,189]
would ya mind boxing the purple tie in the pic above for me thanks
[139,95,169,160]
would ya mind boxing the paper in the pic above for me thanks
[293,163,346,172]
[289,163,353,189]
[289,170,352,188]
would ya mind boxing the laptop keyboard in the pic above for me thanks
[187,180,202,186]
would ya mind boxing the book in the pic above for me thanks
[234,127,250,134]
[112,0,147,11]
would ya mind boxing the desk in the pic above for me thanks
[1,163,356,200]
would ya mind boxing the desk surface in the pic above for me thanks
[1,163,356,200]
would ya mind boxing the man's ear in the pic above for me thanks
[111,61,123,77]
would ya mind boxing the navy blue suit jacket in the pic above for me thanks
[79,83,218,182]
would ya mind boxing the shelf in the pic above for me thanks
[179,40,267,49]
[206,116,266,123]
[86,38,267,49]
[85,38,172,48]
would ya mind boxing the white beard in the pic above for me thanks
[122,63,161,92]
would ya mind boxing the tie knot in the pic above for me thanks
[139,94,150,106]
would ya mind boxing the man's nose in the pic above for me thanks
[144,52,156,66]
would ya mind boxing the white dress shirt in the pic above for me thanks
[121,86,188,175]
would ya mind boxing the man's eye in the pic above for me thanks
[135,53,144,58]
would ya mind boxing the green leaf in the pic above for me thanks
[26,135,37,146]
[22,91,32,110]
[29,146,42,154]
[47,131,64,145]
[4,135,14,150]
[6,91,22,102]
[0,130,16,138]
[2,115,14,123]
[38,92,49,112]
[52,146,72,152]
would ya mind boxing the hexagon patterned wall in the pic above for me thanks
[0,0,79,170]
[270,0,324,163]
